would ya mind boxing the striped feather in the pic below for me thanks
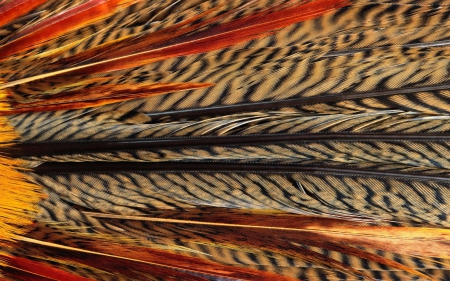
[3,0,450,280]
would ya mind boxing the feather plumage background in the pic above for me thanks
[1,0,450,280]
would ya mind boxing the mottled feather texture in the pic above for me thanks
[2,0,450,280]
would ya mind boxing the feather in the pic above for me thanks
[3,0,450,281]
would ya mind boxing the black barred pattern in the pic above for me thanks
[98,44,450,114]
[90,2,450,115]
[5,0,450,280]
[21,222,450,281]
[20,140,450,173]
[30,169,450,227]
[6,2,450,105]
[297,89,450,115]
[9,110,450,142]
[0,0,287,82]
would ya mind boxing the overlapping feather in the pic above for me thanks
[2,0,450,281]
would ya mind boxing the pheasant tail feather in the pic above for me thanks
[1,0,450,281]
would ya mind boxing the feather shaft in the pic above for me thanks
[32,161,450,183]
[143,82,450,119]
[9,133,450,157]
